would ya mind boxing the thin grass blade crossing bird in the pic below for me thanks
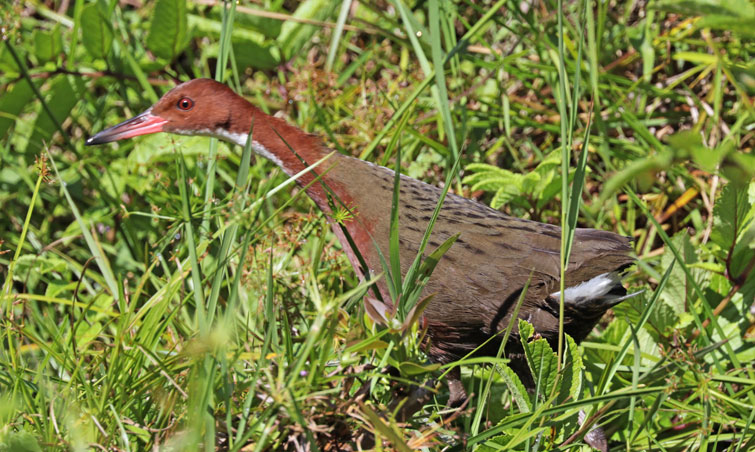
[87,78,636,406]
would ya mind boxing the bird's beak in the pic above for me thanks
[86,109,168,145]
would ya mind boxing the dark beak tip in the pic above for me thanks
[85,133,113,146]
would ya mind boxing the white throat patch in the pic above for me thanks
[190,128,287,173]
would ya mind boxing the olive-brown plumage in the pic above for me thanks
[88,78,635,403]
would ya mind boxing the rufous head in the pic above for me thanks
[86,78,247,145]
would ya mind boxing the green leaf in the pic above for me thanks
[277,0,338,59]
[656,0,755,36]
[35,34,52,64]
[560,335,583,403]
[232,39,279,70]
[518,318,534,341]
[524,338,558,396]
[27,75,78,153]
[711,182,754,251]
[360,403,413,452]
[80,3,113,59]
[648,298,681,340]
[235,6,283,38]
[667,130,735,173]
[398,361,440,376]
[423,235,460,278]
[146,0,189,61]
[711,182,755,283]
[0,430,43,452]
[499,363,532,412]
[659,232,701,316]
[0,79,34,139]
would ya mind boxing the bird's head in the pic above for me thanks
[86,78,246,145]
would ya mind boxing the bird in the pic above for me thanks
[87,78,636,406]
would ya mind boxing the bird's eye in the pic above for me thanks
[177,97,194,111]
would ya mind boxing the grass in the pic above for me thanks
[1,0,754,450]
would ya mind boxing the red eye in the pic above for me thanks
[177,97,194,111]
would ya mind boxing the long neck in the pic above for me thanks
[218,103,350,214]
[218,102,384,283]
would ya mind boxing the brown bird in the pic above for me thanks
[87,78,635,405]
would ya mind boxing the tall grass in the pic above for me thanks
[1,0,753,450]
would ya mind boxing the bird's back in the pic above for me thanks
[325,152,634,363]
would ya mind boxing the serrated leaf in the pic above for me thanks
[146,0,189,61]
[648,298,681,340]
[521,171,542,193]
[1,430,43,452]
[717,182,755,283]
[560,335,583,402]
[524,338,558,396]
[80,3,113,59]
[476,433,512,452]
[659,232,701,313]
[518,318,534,341]
[499,363,532,412]
[711,183,754,251]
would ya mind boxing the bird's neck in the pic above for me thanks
[215,102,384,282]
[216,103,349,213]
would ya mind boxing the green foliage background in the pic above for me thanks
[0,0,753,450]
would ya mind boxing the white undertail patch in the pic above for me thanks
[551,272,629,305]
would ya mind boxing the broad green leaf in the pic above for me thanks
[80,3,113,59]
[232,39,279,70]
[656,0,755,17]
[146,0,189,61]
[648,299,681,341]
[657,0,755,36]
[600,148,674,202]
[0,79,34,139]
[33,27,62,63]
[27,76,78,153]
